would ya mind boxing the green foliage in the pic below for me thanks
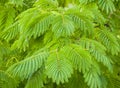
[67,8,94,35]
[98,0,116,13]
[9,0,23,6]
[46,50,73,84]
[79,0,94,4]
[52,14,75,37]
[25,68,45,88]
[7,50,48,80]
[1,22,19,42]
[0,5,16,31]
[79,38,113,71]
[0,0,120,88]
[62,44,92,72]
[97,28,120,55]
[0,71,18,88]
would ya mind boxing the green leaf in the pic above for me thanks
[45,50,73,84]
[1,22,19,42]
[79,38,113,72]
[7,51,48,80]
[25,68,45,88]
[97,29,120,55]
[52,14,75,37]
[66,8,94,35]
[62,44,92,73]
[11,8,53,51]
[83,64,102,88]
[0,70,18,88]
[98,0,116,13]
[0,5,16,31]
[79,0,95,4]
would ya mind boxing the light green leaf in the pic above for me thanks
[45,50,73,84]
[52,14,75,37]
[7,51,48,80]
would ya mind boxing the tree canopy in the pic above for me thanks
[0,0,120,88]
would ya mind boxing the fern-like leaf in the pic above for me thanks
[45,50,73,84]
[62,44,92,73]
[0,5,16,31]
[98,0,116,13]
[66,8,94,35]
[97,29,120,55]
[7,51,48,80]
[79,38,113,71]
[11,8,53,51]
[26,13,53,39]
[62,44,106,88]
[25,68,45,88]
[0,70,18,88]
[83,63,103,88]
[52,14,75,37]
[1,22,19,42]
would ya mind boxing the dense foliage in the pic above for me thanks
[0,0,120,88]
